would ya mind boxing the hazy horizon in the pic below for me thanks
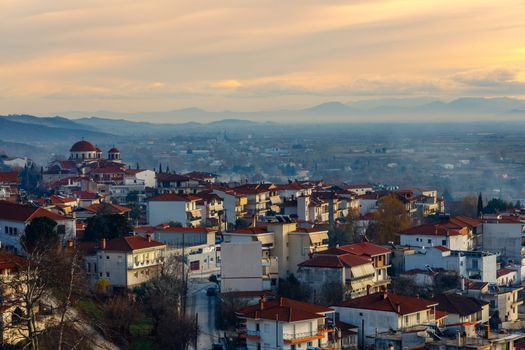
[2,0,525,120]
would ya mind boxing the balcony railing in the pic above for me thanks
[283,325,333,342]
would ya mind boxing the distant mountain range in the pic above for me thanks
[55,97,525,124]
[2,97,525,143]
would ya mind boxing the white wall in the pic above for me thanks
[147,201,187,226]
[221,241,263,292]
[135,170,156,188]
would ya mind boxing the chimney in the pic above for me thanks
[396,303,401,314]
[147,235,151,242]
[101,238,106,250]
[382,291,388,300]
[460,278,465,291]
[251,215,257,228]
[67,239,74,248]
[456,330,461,347]
[259,295,266,310]
[387,344,394,350]
[366,285,371,295]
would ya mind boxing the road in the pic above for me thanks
[187,280,221,350]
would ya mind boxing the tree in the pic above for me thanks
[477,193,483,217]
[328,209,359,246]
[455,196,477,217]
[0,246,90,350]
[391,276,421,297]
[103,296,140,344]
[22,216,58,253]
[278,274,311,302]
[320,282,344,306]
[367,194,410,244]
[434,272,460,293]
[216,293,249,330]
[136,255,198,349]
[84,213,131,241]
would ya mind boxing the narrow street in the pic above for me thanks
[187,280,221,350]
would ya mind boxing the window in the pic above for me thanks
[4,226,7,234]
[417,313,420,323]
[106,272,110,277]
[442,240,446,245]
[106,255,110,259]
[13,228,17,235]
[472,259,479,270]
[427,239,431,244]
[404,316,409,325]
[256,323,260,331]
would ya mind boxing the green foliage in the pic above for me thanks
[482,198,521,214]
[22,216,58,253]
[328,209,359,246]
[19,163,42,194]
[320,282,344,306]
[434,272,460,293]
[168,221,183,228]
[84,213,131,241]
[278,274,311,302]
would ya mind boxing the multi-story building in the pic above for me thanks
[232,184,274,219]
[333,291,440,347]
[238,297,341,350]
[196,192,224,229]
[333,240,392,292]
[146,193,202,227]
[133,225,219,276]
[404,246,498,283]
[297,249,376,301]
[212,188,248,228]
[0,201,76,253]
[221,227,279,292]
[399,216,481,251]
[156,173,204,195]
[0,172,19,202]
[432,293,489,336]
[220,221,329,293]
[87,235,166,289]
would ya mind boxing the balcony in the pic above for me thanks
[129,257,164,269]
[283,325,334,344]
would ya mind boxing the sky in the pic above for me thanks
[1,0,525,117]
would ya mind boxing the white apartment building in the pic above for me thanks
[88,235,166,289]
[238,297,339,350]
[147,193,202,227]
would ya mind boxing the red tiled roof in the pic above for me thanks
[104,235,165,252]
[85,203,131,214]
[70,140,96,152]
[238,297,332,322]
[148,193,200,202]
[0,171,19,183]
[433,245,450,252]
[0,251,26,270]
[0,201,67,222]
[337,292,437,315]
[400,223,467,237]
[73,190,99,200]
[108,147,120,153]
[57,160,77,169]
[299,253,371,268]
[497,268,516,278]
[157,173,191,182]
[232,226,270,234]
[432,293,488,317]
[49,195,77,204]
[338,241,391,257]
[90,167,125,174]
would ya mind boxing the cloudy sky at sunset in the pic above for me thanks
[2,0,525,116]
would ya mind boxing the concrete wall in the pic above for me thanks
[221,241,263,292]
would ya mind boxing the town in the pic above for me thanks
[1,138,525,350]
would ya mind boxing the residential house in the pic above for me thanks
[146,193,202,227]
[404,246,497,283]
[0,172,19,202]
[196,192,224,229]
[134,225,219,276]
[333,292,440,347]
[0,201,76,253]
[399,216,481,251]
[432,293,489,336]
[297,248,376,301]
[87,235,166,289]
[156,173,203,195]
[238,297,343,350]
[334,240,392,292]
[212,188,248,228]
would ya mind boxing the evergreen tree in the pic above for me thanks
[477,193,483,217]
[158,163,163,173]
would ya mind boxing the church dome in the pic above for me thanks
[108,147,120,153]
[70,140,96,152]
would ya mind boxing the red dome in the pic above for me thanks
[70,140,96,152]
[108,147,120,153]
